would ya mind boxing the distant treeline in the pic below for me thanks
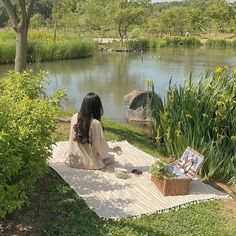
[0,0,235,40]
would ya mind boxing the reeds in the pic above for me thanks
[207,39,236,49]
[0,31,95,64]
[152,67,236,181]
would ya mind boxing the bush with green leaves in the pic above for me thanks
[152,67,236,181]
[0,70,64,219]
[149,160,174,179]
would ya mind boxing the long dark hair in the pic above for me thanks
[74,93,103,143]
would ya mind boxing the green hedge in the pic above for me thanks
[0,71,64,219]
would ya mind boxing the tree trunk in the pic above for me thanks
[53,19,57,42]
[15,27,28,72]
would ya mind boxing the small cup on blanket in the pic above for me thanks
[115,168,129,179]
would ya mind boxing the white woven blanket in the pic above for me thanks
[48,141,229,219]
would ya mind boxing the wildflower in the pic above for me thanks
[206,84,213,89]
[215,111,222,118]
[215,67,223,74]
[175,130,181,137]
[168,95,174,102]
[231,136,236,142]
[223,65,229,70]
[146,80,153,90]
[202,113,208,118]
[216,101,225,107]
[186,87,195,93]
[156,130,161,141]
[166,127,171,139]
[213,127,218,132]
[186,114,192,119]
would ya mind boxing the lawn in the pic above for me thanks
[1,110,236,235]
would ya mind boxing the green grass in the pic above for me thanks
[2,168,235,236]
[1,111,235,235]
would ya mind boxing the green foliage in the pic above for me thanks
[152,67,236,181]
[0,41,15,63]
[109,0,151,40]
[127,39,149,50]
[107,37,201,50]
[27,38,95,62]
[0,31,95,64]
[149,160,170,178]
[0,70,64,219]
[207,39,236,49]
[164,36,201,47]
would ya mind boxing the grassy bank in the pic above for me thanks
[103,36,201,51]
[206,39,236,49]
[0,112,235,235]
[0,31,96,64]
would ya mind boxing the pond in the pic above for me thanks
[1,47,236,121]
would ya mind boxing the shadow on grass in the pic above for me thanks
[0,168,166,236]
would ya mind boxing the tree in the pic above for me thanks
[109,0,150,42]
[158,7,187,36]
[186,7,206,34]
[2,0,35,72]
[80,0,112,41]
[51,0,74,41]
[0,1,9,27]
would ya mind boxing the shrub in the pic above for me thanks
[151,67,236,181]
[0,71,64,219]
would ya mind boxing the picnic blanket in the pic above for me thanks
[48,141,229,219]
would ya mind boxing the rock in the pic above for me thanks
[124,90,160,122]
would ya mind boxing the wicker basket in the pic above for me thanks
[151,175,191,196]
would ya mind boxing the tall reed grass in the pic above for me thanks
[105,36,201,50]
[130,36,201,49]
[0,31,95,64]
[164,36,201,47]
[151,67,236,181]
[27,39,95,62]
[207,39,236,49]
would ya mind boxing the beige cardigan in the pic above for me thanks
[65,113,110,170]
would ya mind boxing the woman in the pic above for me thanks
[65,92,121,170]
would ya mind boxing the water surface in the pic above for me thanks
[1,47,235,121]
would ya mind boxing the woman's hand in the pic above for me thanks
[110,146,122,155]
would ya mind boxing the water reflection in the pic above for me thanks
[0,47,235,121]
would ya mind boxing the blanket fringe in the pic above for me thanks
[98,195,231,221]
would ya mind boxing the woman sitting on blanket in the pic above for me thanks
[65,92,122,169]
